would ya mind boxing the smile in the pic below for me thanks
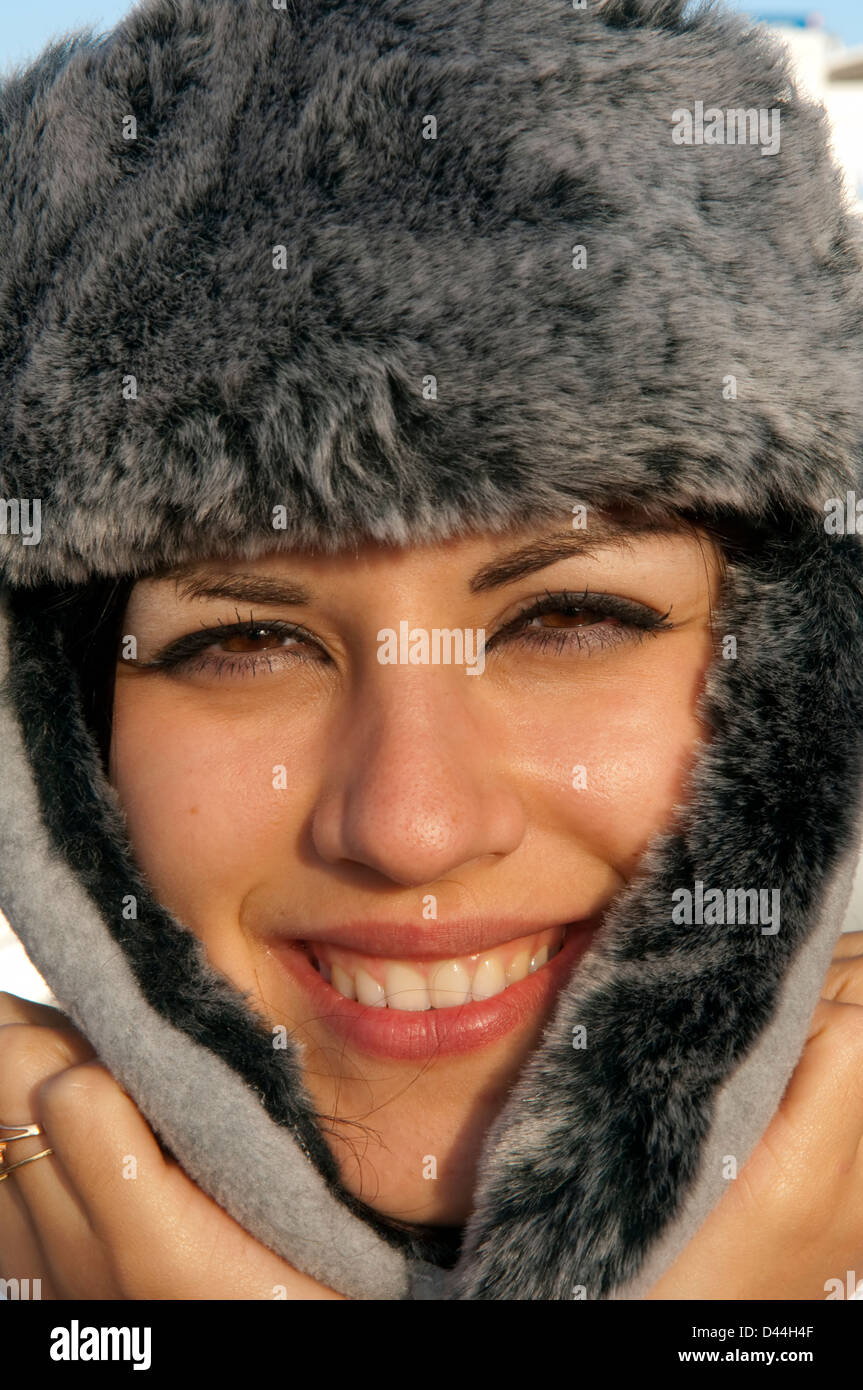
[269,916,603,1060]
[303,923,567,1010]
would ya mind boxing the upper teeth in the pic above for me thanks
[308,927,565,1011]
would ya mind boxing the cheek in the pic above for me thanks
[504,635,712,876]
[109,688,307,925]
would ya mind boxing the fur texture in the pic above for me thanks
[1,0,863,583]
[1,0,863,1298]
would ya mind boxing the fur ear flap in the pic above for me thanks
[597,0,691,28]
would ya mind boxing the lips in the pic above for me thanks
[267,915,603,1060]
[304,923,568,1009]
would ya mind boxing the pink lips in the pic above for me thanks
[268,916,602,1060]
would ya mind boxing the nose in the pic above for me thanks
[309,670,526,887]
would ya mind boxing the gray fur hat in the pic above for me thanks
[1,0,863,1298]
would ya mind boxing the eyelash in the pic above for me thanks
[135,590,674,680]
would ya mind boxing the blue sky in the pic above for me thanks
[733,3,863,45]
[1,1,862,72]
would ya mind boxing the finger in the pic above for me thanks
[0,1173,60,1300]
[823,952,863,1007]
[823,927,863,1004]
[779,998,863,1166]
[0,1024,103,1293]
[35,1061,345,1299]
[830,931,863,961]
[36,1058,172,1289]
[0,992,95,1058]
[0,1000,97,1276]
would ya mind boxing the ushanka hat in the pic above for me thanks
[2,0,863,1300]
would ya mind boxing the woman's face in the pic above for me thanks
[108,515,723,1226]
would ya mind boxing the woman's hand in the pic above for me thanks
[0,992,344,1299]
[647,929,863,1300]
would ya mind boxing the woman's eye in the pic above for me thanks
[512,608,625,654]
[217,628,299,653]
[493,592,674,656]
[527,608,616,629]
[138,621,326,678]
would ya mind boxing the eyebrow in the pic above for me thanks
[468,518,679,592]
[167,572,314,606]
[153,518,680,607]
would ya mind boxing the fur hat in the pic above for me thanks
[1,0,863,1298]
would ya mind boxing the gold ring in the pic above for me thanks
[0,1123,50,1181]
[0,1147,55,1181]
[0,1120,44,1159]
